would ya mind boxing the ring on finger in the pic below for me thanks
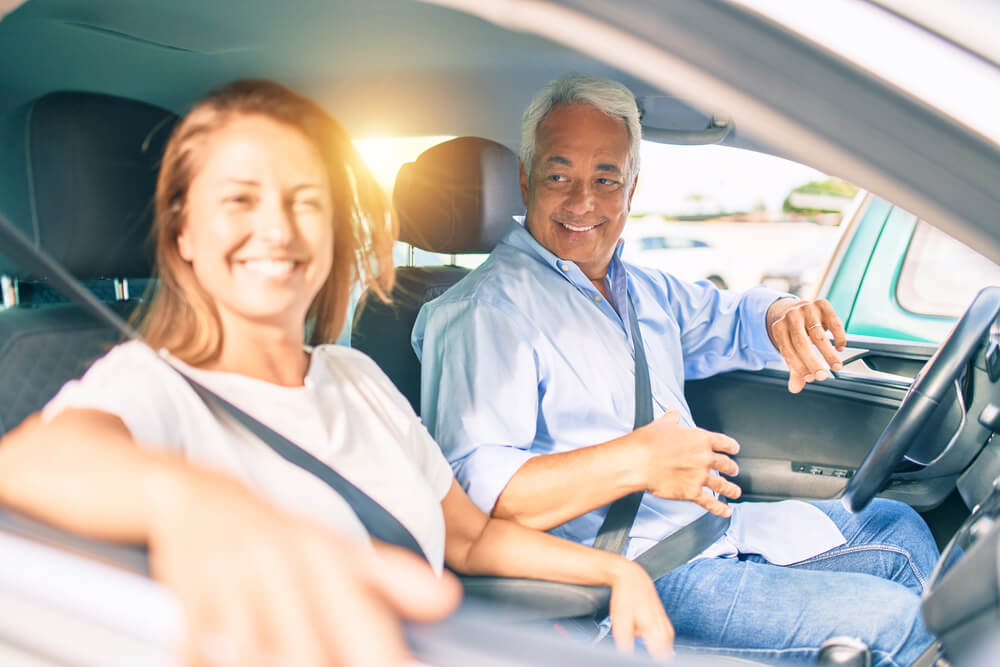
[807,323,823,331]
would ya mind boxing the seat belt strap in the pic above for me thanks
[592,293,652,554]
[591,285,731,580]
[0,213,429,563]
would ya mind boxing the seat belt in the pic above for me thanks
[0,213,429,563]
[591,288,730,581]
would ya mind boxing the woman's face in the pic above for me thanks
[177,114,334,334]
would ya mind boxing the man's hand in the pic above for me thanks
[630,408,742,517]
[767,298,848,394]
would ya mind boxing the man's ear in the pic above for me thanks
[627,173,639,210]
[518,160,530,208]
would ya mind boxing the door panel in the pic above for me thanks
[684,336,945,506]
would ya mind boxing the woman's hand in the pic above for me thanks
[607,559,674,660]
[146,466,461,667]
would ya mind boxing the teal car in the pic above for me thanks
[821,192,1000,344]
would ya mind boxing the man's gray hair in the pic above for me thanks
[519,73,641,184]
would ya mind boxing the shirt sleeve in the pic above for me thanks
[41,343,184,452]
[413,298,541,514]
[654,273,791,380]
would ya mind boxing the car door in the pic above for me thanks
[685,192,999,511]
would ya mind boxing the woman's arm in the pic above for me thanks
[441,480,673,658]
[0,410,460,667]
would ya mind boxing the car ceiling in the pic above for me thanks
[2,0,998,263]
[0,0,748,154]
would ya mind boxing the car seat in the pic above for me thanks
[352,136,519,414]
[0,91,176,436]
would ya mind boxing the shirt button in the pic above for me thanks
[560,262,570,271]
[593,295,602,302]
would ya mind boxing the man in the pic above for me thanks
[413,74,939,664]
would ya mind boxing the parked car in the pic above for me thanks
[1,1,999,666]
[620,223,732,289]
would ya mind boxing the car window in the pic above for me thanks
[896,220,1000,318]
[349,138,854,325]
[626,142,853,295]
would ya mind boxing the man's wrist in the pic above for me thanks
[611,431,652,495]
[765,297,799,348]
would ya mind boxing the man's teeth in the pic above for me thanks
[242,259,296,277]
[559,222,597,232]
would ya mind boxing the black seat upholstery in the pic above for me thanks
[0,92,176,436]
[351,136,522,414]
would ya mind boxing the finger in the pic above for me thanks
[709,451,739,478]
[258,567,328,667]
[659,407,681,425]
[807,323,842,373]
[611,601,637,655]
[706,472,742,500]
[771,321,811,392]
[694,489,733,518]
[303,542,413,667]
[368,542,462,621]
[709,432,740,456]
[785,307,827,379]
[817,299,848,353]
[638,613,673,661]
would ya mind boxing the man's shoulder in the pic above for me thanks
[425,245,538,311]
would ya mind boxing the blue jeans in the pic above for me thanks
[655,499,939,666]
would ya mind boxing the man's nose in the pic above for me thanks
[563,179,595,215]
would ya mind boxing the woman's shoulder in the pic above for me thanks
[311,344,415,414]
[312,343,384,377]
[78,340,173,381]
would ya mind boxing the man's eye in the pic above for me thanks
[596,178,619,186]
[547,174,567,183]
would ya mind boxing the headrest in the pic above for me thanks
[0,91,177,279]
[393,137,523,254]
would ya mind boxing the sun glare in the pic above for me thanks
[353,135,455,192]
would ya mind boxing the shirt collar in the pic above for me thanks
[501,219,628,293]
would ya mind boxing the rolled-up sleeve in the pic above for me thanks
[413,298,541,514]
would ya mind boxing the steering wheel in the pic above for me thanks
[843,286,1000,512]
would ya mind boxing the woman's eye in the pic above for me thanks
[294,198,322,211]
[224,194,254,207]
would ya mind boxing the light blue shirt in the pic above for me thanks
[413,222,844,564]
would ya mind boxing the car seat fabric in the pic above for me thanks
[0,91,177,436]
[351,137,523,414]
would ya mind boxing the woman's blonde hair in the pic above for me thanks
[132,79,394,364]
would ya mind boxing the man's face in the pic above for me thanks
[520,103,637,279]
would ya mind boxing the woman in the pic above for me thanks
[0,80,671,666]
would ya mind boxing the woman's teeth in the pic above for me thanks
[241,259,296,278]
[559,222,597,232]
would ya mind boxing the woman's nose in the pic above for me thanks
[256,197,295,243]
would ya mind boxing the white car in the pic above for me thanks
[620,223,733,289]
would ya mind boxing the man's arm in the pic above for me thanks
[415,296,742,532]
[493,407,740,531]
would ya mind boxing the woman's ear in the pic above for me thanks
[177,227,194,263]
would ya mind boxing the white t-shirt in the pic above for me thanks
[42,341,455,572]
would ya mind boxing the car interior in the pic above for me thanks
[1,1,1000,665]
